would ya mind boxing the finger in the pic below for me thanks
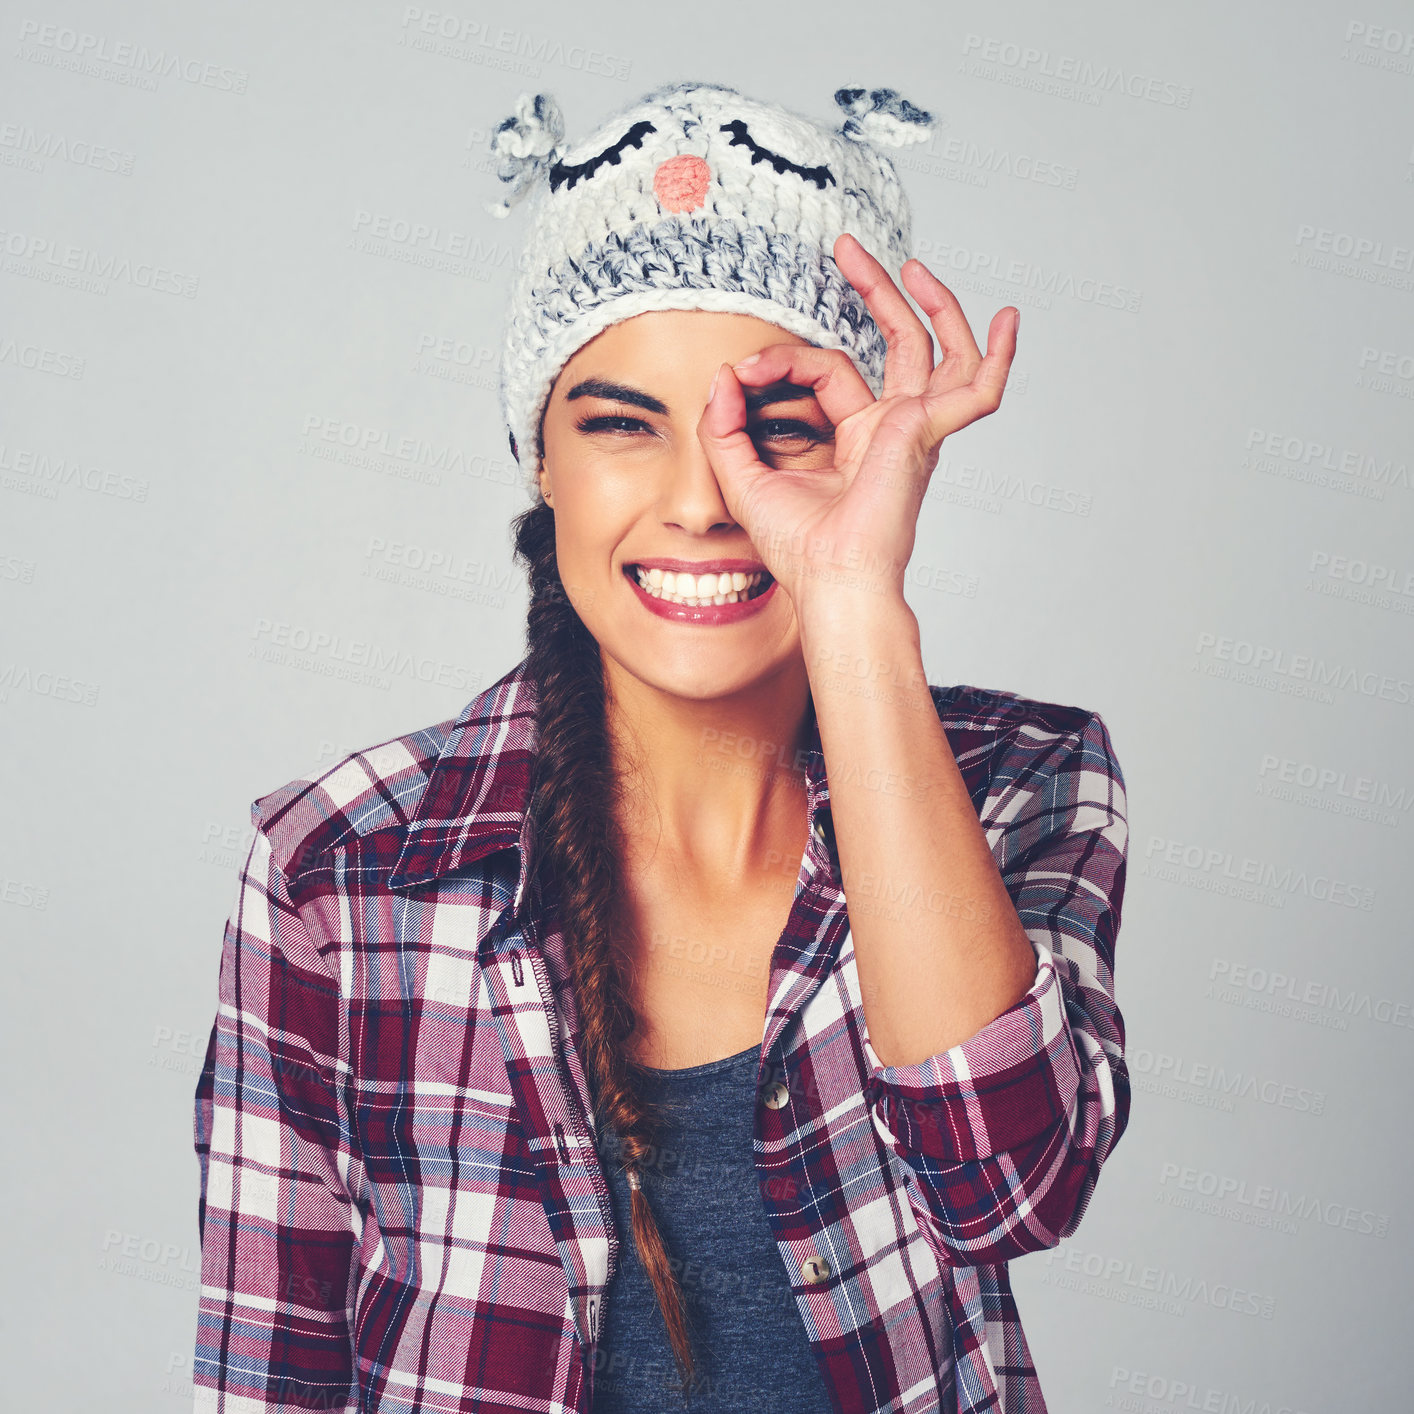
[726,342,875,430]
[696,361,769,511]
[917,306,1019,442]
[899,258,1012,394]
[833,232,936,399]
[971,306,1020,407]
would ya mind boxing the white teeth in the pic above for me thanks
[631,566,769,606]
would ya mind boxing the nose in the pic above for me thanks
[653,155,710,214]
[658,442,736,536]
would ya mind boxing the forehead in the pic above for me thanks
[550,315,819,404]
[550,318,826,411]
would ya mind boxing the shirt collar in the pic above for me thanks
[388,656,835,908]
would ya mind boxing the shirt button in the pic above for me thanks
[763,1081,790,1110]
[801,1253,832,1285]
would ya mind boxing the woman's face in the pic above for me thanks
[536,309,836,703]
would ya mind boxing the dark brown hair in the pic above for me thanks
[509,490,699,1393]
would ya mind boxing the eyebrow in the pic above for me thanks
[563,377,819,416]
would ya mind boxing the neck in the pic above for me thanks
[601,654,814,877]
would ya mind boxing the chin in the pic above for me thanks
[605,637,795,702]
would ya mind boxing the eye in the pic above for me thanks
[719,121,836,190]
[573,413,651,436]
[550,121,658,194]
[752,417,830,445]
[571,412,832,448]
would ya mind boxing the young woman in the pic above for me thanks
[193,81,1129,1413]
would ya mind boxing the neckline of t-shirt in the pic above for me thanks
[642,1040,762,1079]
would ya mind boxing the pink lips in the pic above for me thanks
[624,564,778,625]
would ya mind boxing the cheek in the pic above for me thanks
[552,457,647,530]
[548,502,597,572]
[545,485,630,595]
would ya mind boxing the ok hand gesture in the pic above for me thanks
[698,231,1019,615]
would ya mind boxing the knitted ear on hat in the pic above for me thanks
[485,91,566,219]
[833,86,936,147]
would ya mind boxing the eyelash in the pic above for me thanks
[718,120,835,191]
[573,414,828,443]
[549,120,658,194]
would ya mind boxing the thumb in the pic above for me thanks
[697,362,766,507]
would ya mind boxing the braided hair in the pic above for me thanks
[509,479,699,1394]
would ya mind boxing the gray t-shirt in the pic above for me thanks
[589,1041,833,1411]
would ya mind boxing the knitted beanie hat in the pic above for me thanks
[485,79,936,498]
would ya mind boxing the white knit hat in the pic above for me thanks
[484,79,936,497]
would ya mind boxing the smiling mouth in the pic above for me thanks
[624,564,775,607]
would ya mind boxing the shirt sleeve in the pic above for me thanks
[859,709,1130,1268]
[192,812,360,1411]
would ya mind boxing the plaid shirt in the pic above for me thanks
[193,654,1129,1413]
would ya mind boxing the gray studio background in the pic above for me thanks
[3,2,1411,1408]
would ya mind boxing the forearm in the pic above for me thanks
[797,593,1038,1067]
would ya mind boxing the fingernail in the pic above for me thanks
[733,352,760,370]
[709,366,721,400]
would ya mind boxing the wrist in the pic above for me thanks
[796,591,924,679]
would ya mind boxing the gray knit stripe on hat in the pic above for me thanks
[485,80,935,497]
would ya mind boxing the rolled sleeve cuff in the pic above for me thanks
[861,942,1083,1164]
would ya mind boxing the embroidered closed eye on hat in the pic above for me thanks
[484,79,936,497]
